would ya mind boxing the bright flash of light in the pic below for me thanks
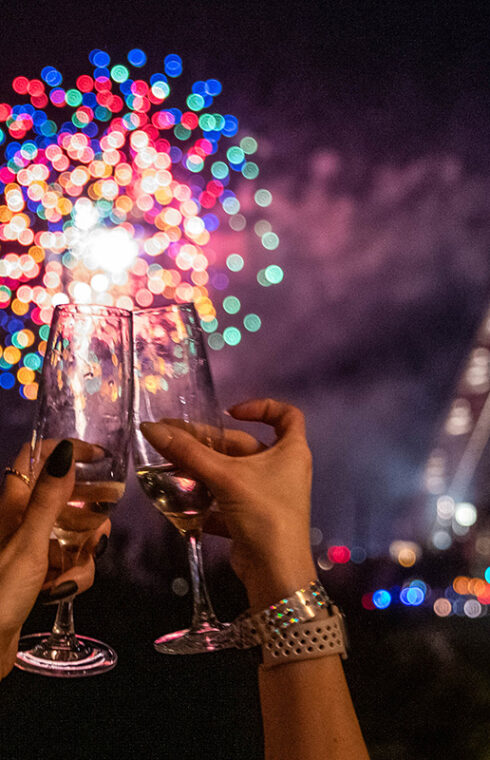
[79,227,138,274]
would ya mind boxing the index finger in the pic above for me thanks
[227,398,307,441]
[2,438,104,503]
[31,438,105,476]
[159,419,266,456]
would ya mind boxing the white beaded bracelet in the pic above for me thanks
[232,580,348,668]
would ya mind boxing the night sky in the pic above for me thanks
[0,3,490,759]
[1,0,489,549]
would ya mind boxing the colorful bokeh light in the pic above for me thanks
[0,49,282,398]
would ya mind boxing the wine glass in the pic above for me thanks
[15,304,133,677]
[133,304,233,654]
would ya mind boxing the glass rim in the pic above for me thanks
[53,303,132,319]
[133,303,196,317]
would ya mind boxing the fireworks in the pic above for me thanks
[0,49,282,399]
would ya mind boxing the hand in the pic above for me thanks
[0,439,109,679]
[141,398,317,610]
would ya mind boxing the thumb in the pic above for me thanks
[18,440,74,545]
[140,421,225,489]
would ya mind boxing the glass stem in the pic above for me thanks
[52,599,75,638]
[186,532,219,631]
[46,599,79,649]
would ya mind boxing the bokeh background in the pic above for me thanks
[0,2,489,758]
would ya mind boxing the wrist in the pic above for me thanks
[0,632,18,680]
[243,554,318,611]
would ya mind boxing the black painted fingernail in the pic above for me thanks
[37,580,78,604]
[94,533,108,558]
[46,440,73,478]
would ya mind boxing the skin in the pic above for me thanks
[141,397,370,760]
[0,440,110,680]
[0,398,370,757]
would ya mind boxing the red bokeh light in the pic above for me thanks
[327,545,351,564]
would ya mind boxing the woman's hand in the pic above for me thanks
[141,398,317,609]
[143,398,371,760]
[0,439,109,679]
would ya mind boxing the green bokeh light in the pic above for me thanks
[242,161,259,179]
[254,189,272,207]
[243,313,262,332]
[213,114,225,130]
[261,232,280,250]
[226,254,244,272]
[211,161,229,179]
[65,89,82,107]
[227,146,245,164]
[223,326,241,346]
[257,269,271,287]
[199,114,216,131]
[174,124,191,141]
[24,353,42,371]
[223,296,241,314]
[201,318,218,333]
[208,333,225,351]
[187,93,205,111]
[111,65,130,83]
[265,264,284,284]
[240,136,258,154]
[11,332,23,349]
[95,106,111,121]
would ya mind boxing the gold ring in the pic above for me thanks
[4,467,31,488]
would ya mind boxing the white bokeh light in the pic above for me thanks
[73,198,99,231]
[436,495,455,520]
[72,281,92,303]
[463,599,482,618]
[81,227,138,274]
[454,502,477,527]
[51,292,70,307]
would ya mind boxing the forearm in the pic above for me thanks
[259,655,369,760]
[245,559,369,760]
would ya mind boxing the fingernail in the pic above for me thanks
[46,440,73,478]
[140,421,173,445]
[223,409,232,417]
[94,533,108,558]
[37,580,78,604]
[90,445,106,461]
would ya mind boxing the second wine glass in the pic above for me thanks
[133,304,233,654]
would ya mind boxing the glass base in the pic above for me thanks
[15,633,117,678]
[154,621,235,654]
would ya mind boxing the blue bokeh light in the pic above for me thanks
[127,48,147,67]
[164,54,183,78]
[400,586,425,606]
[372,589,392,609]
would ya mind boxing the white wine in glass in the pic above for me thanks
[133,304,233,654]
[15,304,133,678]
[136,463,211,535]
